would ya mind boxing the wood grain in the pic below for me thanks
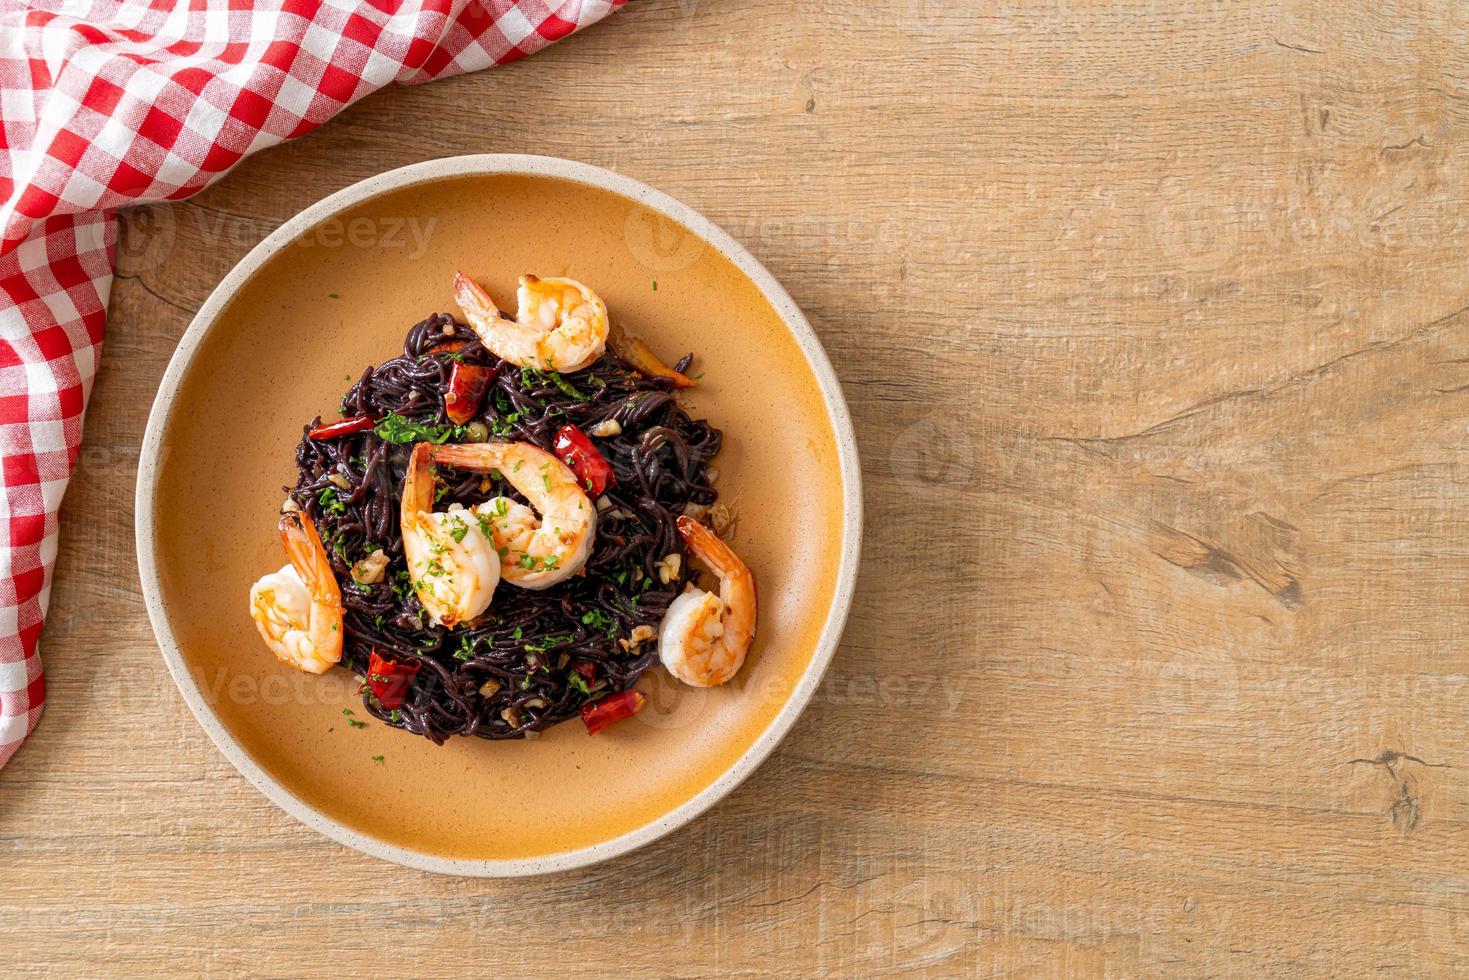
[6,0,1469,974]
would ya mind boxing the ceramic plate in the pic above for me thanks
[136,155,861,875]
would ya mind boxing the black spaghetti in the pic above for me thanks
[287,312,720,743]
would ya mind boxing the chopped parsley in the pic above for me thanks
[347,718,367,729]
[453,634,477,661]
[448,516,469,543]
[371,755,385,764]
[374,411,467,445]
[524,633,574,654]
[546,371,591,402]
[567,671,593,695]
[581,608,614,631]
[390,568,413,601]
[488,409,523,437]
[317,487,346,516]
[515,552,560,572]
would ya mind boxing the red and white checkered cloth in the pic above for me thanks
[0,0,624,769]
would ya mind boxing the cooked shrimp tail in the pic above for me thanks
[248,508,344,674]
[401,441,435,517]
[658,516,756,687]
[451,271,504,325]
[609,322,695,388]
[453,272,609,373]
[400,442,502,628]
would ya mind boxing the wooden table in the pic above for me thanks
[7,1,1469,974]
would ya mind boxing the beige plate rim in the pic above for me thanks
[134,154,863,877]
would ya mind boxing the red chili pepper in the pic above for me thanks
[445,362,492,425]
[553,424,616,497]
[365,650,420,710]
[580,690,646,735]
[307,415,375,440]
[570,658,597,681]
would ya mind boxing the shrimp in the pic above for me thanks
[608,322,694,388]
[248,509,344,674]
[400,443,502,628]
[452,272,609,373]
[658,516,757,687]
[430,441,596,589]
